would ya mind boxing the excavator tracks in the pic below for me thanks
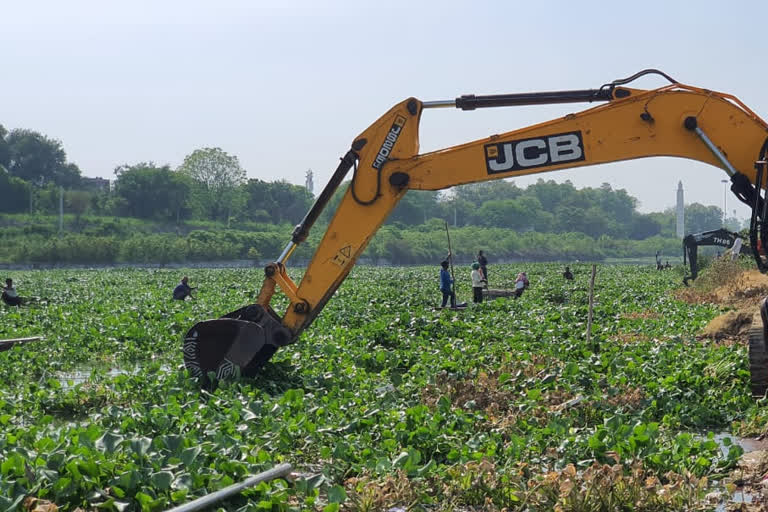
[748,306,768,398]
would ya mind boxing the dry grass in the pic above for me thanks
[609,332,652,344]
[22,498,60,512]
[700,310,754,340]
[602,387,646,410]
[675,261,768,310]
[344,460,711,512]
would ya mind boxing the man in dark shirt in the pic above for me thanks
[173,276,196,301]
[2,278,22,306]
[563,267,574,280]
[439,259,456,308]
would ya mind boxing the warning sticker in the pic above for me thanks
[331,245,353,267]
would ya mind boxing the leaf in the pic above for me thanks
[130,437,152,457]
[150,471,174,490]
[181,446,201,466]
[172,473,193,491]
[134,492,153,510]
[392,452,410,468]
[170,490,187,503]
[327,485,346,504]
[96,432,124,454]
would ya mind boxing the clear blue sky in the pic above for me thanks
[3,0,766,218]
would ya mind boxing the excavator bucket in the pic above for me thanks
[182,304,291,381]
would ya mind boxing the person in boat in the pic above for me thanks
[439,256,456,309]
[470,262,486,304]
[477,250,489,284]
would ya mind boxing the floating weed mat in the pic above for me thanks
[0,264,759,510]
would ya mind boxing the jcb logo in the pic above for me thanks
[485,131,585,174]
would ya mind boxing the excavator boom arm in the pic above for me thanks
[182,71,768,380]
[278,80,768,337]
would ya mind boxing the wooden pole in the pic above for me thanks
[586,264,597,346]
[444,221,457,297]
[59,186,64,236]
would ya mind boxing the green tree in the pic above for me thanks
[685,203,723,233]
[267,180,314,224]
[178,148,246,222]
[438,195,475,227]
[5,129,81,187]
[454,180,522,206]
[244,179,314,224]
[628,214,662,239]
[0,169,30,213]
[526,179,577,210]
[114,162,192,222]
[388,190,440,225]
[647,210,676,237]
[0,125,10,170]
[66,189,91,229]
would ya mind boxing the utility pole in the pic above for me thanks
[59,186,64,235]
[721,179,728,227]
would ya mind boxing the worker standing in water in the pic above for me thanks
[173,276,196,301]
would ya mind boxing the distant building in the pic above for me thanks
[676,181,685,238]
[81,177,111,193]
[305,169,314,195]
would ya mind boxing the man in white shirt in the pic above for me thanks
[470,262,486,303]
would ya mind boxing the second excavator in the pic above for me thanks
[181,69,768,391]
[682,228,744,285]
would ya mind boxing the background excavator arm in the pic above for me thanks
[183,70,768,380]
[682,229,743,285]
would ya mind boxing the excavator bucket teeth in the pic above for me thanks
[183,318,278,380]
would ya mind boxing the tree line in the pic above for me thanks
[0,124,744,261]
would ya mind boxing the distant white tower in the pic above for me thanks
[305,169,314,195]
[676,181,685,238]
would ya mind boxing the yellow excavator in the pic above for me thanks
[182,69,768,390]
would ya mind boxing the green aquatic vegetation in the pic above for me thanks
[0,264,760,510]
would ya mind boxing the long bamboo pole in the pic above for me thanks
[444,221,457,298]
[586,264,597,347]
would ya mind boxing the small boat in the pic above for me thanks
[483,288,517,299]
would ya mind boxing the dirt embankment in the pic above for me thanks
[676,269,768,340]
[679,267,768,509]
